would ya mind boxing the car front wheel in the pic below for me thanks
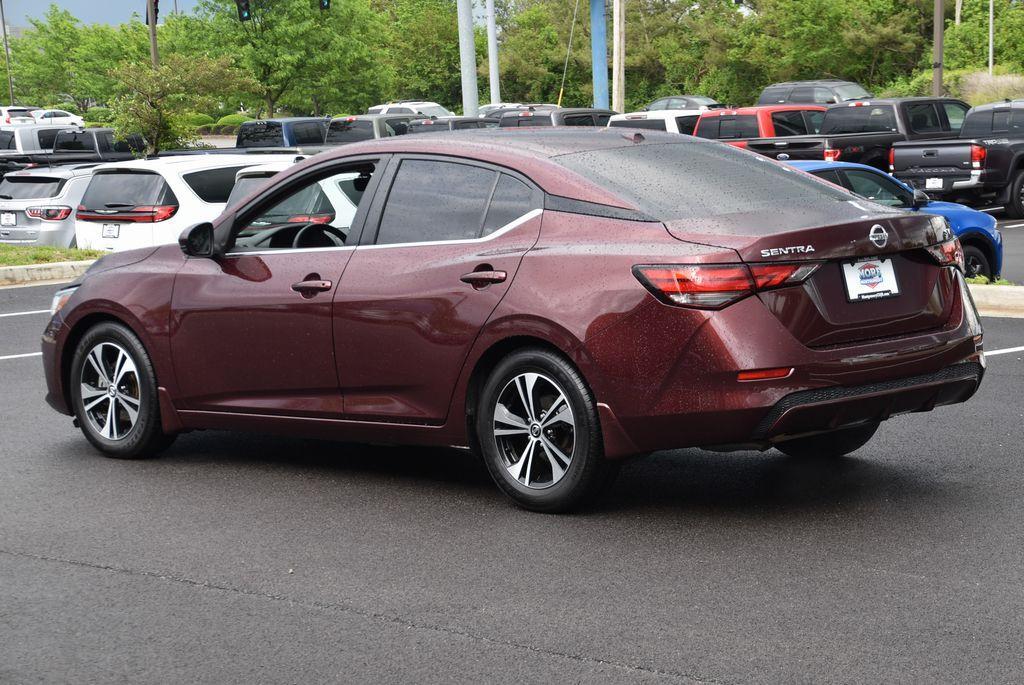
[476,348,617,513]
[69,322,175,459]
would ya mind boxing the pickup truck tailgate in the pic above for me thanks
[746,137,824,161]
[891,140,977,194]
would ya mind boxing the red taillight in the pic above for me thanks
[26,205,72,221]
[4,115,9,124]
[633,262,820,310]
[737,367,794,382]
[286,213,334,224]
[824,148,841,162]
[888,147,895,171]
[75,204,178,223]
[925,237,965,272]
[970,144,986,168]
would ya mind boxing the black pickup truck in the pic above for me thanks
[743,97,969,170]
[891,99,1024,216]
[0,128,145,180]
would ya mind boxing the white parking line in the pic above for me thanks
[999,222,1024,229]
[0,352,42,361]
[0,309,50,318]
[985,345,1024,358]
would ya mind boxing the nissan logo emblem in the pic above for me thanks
[869,224,888,249]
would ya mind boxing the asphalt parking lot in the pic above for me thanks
[996,216,1024,283]
[2,282,1023,683]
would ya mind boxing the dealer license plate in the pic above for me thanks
[842,258,900,302]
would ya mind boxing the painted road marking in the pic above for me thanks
[985,345,1024,357]
[0,352,42,361]
[0,309,49,318]
[998,222,1024,229]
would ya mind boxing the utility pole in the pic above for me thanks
[611,0,624,112]
[147,0,160,68]
[485,0,500,105]
[932,0,943,97]
[989,0,994,76]
[590,0,608,109]
[455,0,478,116]
[0,0,14,106]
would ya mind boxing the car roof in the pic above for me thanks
[698,104,826,116]
[241,117,327,125]
[967,99,1024,112]
[274,127,720,208]
[0,123,81,132]
[786,160,881,173]
[610,109,704,120]
[825,97,962,107]
[331,114,398,122]
[92,153,295,174]
[4,163,97,179]
[235,160,298,177]
[765,80,859,87]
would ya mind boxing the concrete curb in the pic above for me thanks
[1,259,1023,318]
[969,284,1024,319]
[0,260,95,287]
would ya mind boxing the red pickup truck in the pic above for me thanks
[692,105,826,148]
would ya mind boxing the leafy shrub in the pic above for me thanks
[183,112,215,127]
[195,124,213,135]
[215,124,240,135]
[83,122,107,128]
[85,106,112,122]
[215,113,253,126]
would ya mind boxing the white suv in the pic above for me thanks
[75,154,299,252]
[607,109,705,135]
[367,101,454,118]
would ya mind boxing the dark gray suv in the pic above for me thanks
[758,80,871,105]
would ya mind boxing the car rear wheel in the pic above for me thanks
[963,244,991,280]
[774,422,879,459]
[476,348,617,513]
[1003,170,1024,219]
[70,322,175,459]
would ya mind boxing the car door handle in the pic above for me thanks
[460,270,507,286]
[291,279,333,293]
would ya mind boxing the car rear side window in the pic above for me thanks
[906,103,942,133]
[943,102,969,132]
[675,115,699,134]
[555,141,851,223]
[992,110,1011,133]
[0,176,65,199]
[292,121,326,145]
[609,118,667,131]
[326,119,376,143]
[716,116,759,139]
[481,174,535,236]
[760,87,790,104]
[820,106,897,134]
[183,166,246,203]
[376,159,498,244]
[81,172,178,212]
[0,131,13,149]
[237,122,284,147]
[960,110,992,137]
[36,129,62,150]
[695,118,720,138]
[771,111,809,136]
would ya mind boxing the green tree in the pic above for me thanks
[8,5,81,106]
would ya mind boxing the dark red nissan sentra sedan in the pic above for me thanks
[42,129,984,512]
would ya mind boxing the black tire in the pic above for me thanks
[962,244,991,280]
[1003,170,1024,219]
[475,348,617,513]
[774,422,879,459]
[69,321,175,459]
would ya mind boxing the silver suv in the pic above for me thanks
[0,163,96,247]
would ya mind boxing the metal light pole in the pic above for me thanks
[932,0,944,96]
[147,0,160,68]
[0,0,15,106]
[989,0,994,76]
[456,0,478,116]
[611,0,624,112]
[485,0,500,105]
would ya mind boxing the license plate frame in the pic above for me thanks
[101,223,120,239]
[842,257,900,302]
[925,177,943,190]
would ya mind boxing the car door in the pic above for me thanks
[334,155,543,423]
[169,155,387,417]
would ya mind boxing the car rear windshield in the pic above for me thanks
[416,105,452,118]
[0,131,14,149]
[695,115,759,139]
[502,114,553,127]
[55,132,96,151]
[326,119,376,143]
[819,105,897,134]
[554,141,850,222]
[80,171,177,211]
[225,173,276,207]
[833,84,870,100]
[609,119,667,131]
[0,176,65,199]
[237,121,284,148]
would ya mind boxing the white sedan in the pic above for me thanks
[32,109,85,127]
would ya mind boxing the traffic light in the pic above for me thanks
[320,0,330,9]
[235,0,252,21]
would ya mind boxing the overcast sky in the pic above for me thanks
[5,0,201,26]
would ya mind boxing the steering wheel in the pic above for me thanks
[292,222,347,249]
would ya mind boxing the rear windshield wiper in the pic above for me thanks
[0,194,11,199]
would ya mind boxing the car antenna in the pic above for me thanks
[622,131,645,144]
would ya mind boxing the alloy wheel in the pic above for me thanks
[492,372,575,489]
[79,342,142,441]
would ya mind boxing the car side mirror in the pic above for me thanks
[179,222,216,257]
[911,189,930,209]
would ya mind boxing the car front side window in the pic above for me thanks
[842,169,909,207]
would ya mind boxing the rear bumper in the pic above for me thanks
[896,169,985,195]
[751,361,982,442]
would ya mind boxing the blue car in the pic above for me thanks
[787,160,1003,279]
